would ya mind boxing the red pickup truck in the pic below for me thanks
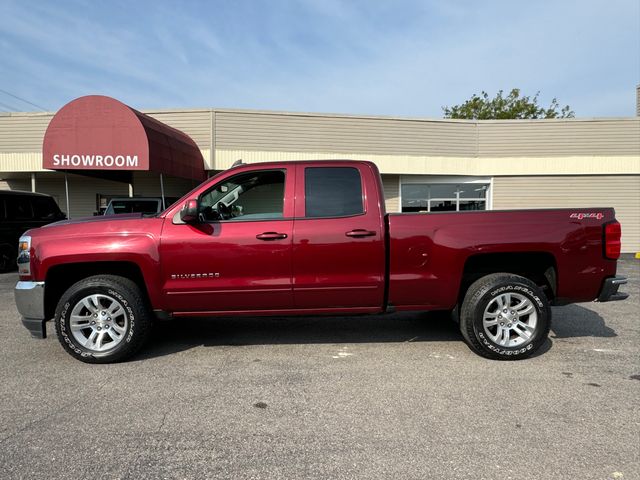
[14,160,627,363]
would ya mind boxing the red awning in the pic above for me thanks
[42,95,206,181]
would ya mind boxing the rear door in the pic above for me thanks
[292,164,386,310]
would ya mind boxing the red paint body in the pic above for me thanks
[22,161,619,317]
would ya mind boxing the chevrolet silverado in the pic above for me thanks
[14,160,628,362]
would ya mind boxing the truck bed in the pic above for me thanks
[387,208,618,310]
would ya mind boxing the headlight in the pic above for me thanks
[17,235,31,276]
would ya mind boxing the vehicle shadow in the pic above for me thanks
[550,304,617,339]
[137,311,462,360]
[136,303,615,361]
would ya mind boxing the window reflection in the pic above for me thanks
[401,183,489,213]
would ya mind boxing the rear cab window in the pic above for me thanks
[304,167,364,218]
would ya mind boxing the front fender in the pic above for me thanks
[32,232,163,307]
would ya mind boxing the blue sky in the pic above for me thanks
[0,0,638,117]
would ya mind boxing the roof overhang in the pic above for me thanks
[42,95,206,181]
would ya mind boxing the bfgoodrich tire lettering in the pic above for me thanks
[460,273,551,360]
[55,275,152,363]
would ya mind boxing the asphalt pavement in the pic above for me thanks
[0,257,638,480]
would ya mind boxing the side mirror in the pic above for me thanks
[180,199,199,223]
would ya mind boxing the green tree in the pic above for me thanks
[443,88,574,119]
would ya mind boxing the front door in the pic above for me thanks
[160,167,295,313]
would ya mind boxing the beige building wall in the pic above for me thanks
[381,175,400,213]
[3,110,638,176]
[493,175,640,253]
[214,111,477,157]
[130,172,200,199]
[477,119,640,156]
[0,112,51,152]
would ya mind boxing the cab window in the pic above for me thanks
[199,170,285,222]
[304,167,364,218]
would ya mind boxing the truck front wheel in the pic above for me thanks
[54,275,152,363]
[459,273,551,360]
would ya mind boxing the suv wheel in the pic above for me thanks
[55,275,152,363]
[460,273,551,360]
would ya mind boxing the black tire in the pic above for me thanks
[460,273,551,360]
[55,275,152,363]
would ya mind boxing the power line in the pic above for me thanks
[0,88,48,110]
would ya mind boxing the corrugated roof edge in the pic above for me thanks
[1,107,638,124]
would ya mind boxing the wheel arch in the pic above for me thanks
[44,261,149,320]
[459,251,557,306]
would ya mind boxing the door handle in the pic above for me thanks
[345,229,376,238]
[256,232,288,241]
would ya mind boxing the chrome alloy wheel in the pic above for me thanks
[482,292,538,348]
[69,294,128,352]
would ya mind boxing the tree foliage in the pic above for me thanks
[443,89,574,120]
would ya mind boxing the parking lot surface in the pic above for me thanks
[0,257,638,480]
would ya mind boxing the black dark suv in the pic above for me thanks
[0,191,66,272]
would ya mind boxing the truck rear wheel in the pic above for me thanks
[54,275,152,363]
[459,273,551,360]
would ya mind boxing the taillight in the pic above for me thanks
[604,221,621,260]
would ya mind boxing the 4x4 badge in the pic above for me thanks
[569,212,604,220]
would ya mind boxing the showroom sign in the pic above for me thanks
[43,95,150,171]
[51,154,140,168]
[42,95,205,180]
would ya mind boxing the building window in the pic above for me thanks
[401,183,489,213]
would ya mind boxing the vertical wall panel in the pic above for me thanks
[214,111,478,156]
[382,174,400,213]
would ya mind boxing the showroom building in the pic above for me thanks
[0,95,639,252]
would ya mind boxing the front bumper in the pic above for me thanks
[14,281,47,338]
[597,276,628,302]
